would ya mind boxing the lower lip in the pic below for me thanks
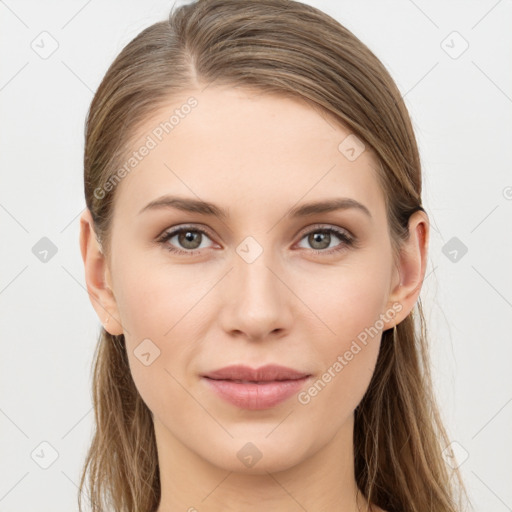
[203,377,310,410]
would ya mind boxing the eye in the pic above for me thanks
[157,224,356,257]
[295,225,355,255]
[157,225,215,255]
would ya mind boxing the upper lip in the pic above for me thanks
[202,364,310,382]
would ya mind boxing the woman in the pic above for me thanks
[78,0,467,510]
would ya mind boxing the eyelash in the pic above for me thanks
[157,224,356,257]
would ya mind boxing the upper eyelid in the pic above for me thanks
[158,224,215,241]
[296,223,353,238]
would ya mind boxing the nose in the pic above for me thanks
[217,244,294,342]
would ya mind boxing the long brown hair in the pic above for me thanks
[79,1,467,510]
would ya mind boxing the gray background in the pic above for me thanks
[1,0,511,510]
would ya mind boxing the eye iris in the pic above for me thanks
[309,231,330,250]
[178,230,201,249]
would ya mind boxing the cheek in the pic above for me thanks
[114,256,206,338]
[112,260,211,410]
[298,340,380,421]
[297,286,384,420]
[294,259,390,413]
[298,255,391,342]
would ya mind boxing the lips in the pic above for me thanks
[203,364,309,382]
[201,364,311,410]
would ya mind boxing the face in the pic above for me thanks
[97,85,405,473]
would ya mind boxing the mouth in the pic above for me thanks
[201,364,312,410]
[202,364,310,382]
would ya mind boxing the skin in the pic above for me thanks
[80,85,429,512]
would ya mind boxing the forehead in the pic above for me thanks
[112,86,385,221]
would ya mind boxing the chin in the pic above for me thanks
[198,430,314,474]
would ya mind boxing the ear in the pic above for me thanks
[79,209,124,335]
[383,209,430,329]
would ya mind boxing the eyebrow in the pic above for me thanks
[139,195,372,220]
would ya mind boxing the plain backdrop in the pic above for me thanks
[1,0,511,510]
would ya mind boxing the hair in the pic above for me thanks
[79,1,468,511]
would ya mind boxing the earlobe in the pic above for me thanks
[79,209,124,335]
[384,210,430,329]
